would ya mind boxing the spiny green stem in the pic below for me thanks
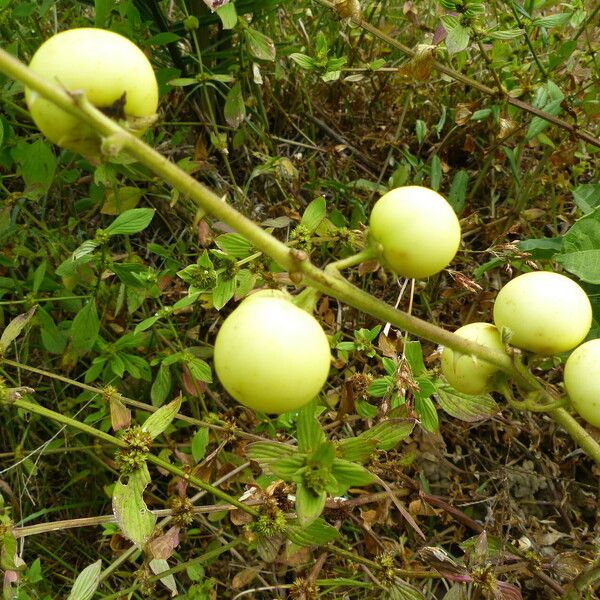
[0,48,598,465]
[4,397,259,517]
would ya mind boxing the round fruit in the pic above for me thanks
[368,186,461,279]
[441,322,507,395]
[213,295,331,414]
[25,28,158,155]
[493,271,592,355]
[564,339,600,428]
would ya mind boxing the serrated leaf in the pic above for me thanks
[332,459,375,489]
[487,29,524,39]
[445,24,470,54]
[289,53,317,69]
[0,306,36,352]
[101,186,142,215]
[215,233,254,258]
[216,2,237,29]
[112,465,156,547]
[149,558,178,595]
[213,276,236,310]
[337,437,377,463]
[244,27,276,61]
[297,401,326,453]
[151,363,172,407]
[573,183,600,214]
[224,82,246,129]
[106,208,155,236]
[405,340,426,375]
[66,559,102,600]
[192,427,210,463]
[187,357,212,383]
[287,517,339,546]
[436,384,499,422]
[142,396,182,439]
[70,300,99,355]
[268,455,307,480]
[556,208,600,283]
[416,396,439,432]
[72,240,100,261]
[296,483,326,526]
[531,12,572,28]
[359,420,415,450]
[448,170,469,214]
[246,442,295,465]
[300,197,327,233]
[382,579,427,600]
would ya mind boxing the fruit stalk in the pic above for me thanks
[0,48,598,465]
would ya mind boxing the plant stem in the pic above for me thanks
[99,540,240,599]
[0,48,598,465]
[3,396,259,517]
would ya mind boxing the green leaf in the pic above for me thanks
[247,442,295,466]
[187,357,213,383]
[215,233,254,258]
[71,240,100,261]
[71,300,99,355]
[101,185,143,215]
[216,2,237,29]
[142,396,182,439]
[532,12,572,28]
[38,307,67,354]
[336,437,377,463]
[151,363,172,407]
[487,28,524,39]
[66,559,102,600]
[212,275,236,310]
[446,24,470,54]
[517,237,562,260]
[436,384,499,422]
[149,558,177,596]
[12,139,56,196]
[106,208,155,236]
[331,459,375,489]
[287,517,339,546]
[405,340,426,376]
[382,579,427,600]
[297,401,326,453]
[300,197,327,233]
[192,428,210,463]
[244,27,276,61]
[573,183,600,215]
[0,306,36,353]
[296,483,326,526]
[289,53,317,70]
[430,154,442,191]
[268,455,307,480]
[368,377,393,397]
[359,420,415,451]
[309,441,336,467]
[136,315,160,336]
[415,396,439,432]
[556,208,600,283]
[224,82,246,129]
[448,170,469,214]
[112,465,156,547]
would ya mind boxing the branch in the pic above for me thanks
[0,47,599,465]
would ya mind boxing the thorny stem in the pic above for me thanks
[0,48,599,466]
